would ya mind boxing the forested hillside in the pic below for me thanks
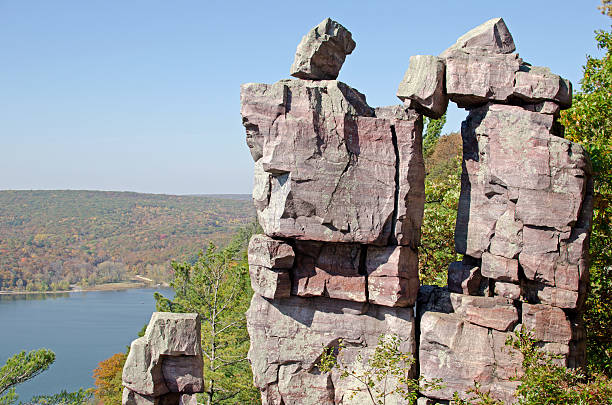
[0,190,255,292]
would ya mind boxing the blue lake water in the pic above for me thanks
[0,288,174,401]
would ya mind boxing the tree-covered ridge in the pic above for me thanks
[0,190,255,291]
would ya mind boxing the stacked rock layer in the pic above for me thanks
[243,17,592,404]
[242,18,424,404]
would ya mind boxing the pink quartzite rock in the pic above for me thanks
[247,235,294,299]
[396,55,448,119]
[494,282,521,300]
[481,252,519,282]
[418,287,523,402]
[249,265,292,300]
[445,51,521,107]
[449,293,519,332]
[419,312,521,402]
[366,245,419,307]
[248,235,295,269]
[122,391,196,405]
[514,66,572,108]
[375,106,425,248]
[455,104,591,259]
[440,18,515,57]
[522,303,572,344]
[290,18,356,80]
[247,293,416,405]
[291,241,366,302]
[447,260,483,295]
[441,19,571,108]
[242,79,424,246]
[122,313,204,404]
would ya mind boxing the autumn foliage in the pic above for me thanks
[92,352,126,405]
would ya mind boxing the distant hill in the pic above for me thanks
[0,190,255,292]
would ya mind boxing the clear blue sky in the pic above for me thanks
[1,0,609,194]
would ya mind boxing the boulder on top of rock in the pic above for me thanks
[396,55,448,119]
[444,51,521,107]
[290,18,356,80]
[514,65,572,109]
[440,17,515,57]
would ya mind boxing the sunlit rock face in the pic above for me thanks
[239,16,592,405]
[241,79,424,247]
[122,313,204,405]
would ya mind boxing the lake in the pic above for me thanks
[0,288,174,402]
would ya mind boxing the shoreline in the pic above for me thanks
[0,280,170,296]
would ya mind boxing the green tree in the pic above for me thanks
[319,335,441,404]
[423,113,447,158]
[559,21,612,375]
[419,132,462,285]
[155,223,260,405]
[0,349,55,405]
[24,389,93,405]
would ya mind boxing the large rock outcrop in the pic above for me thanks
[241,16,592,405]
[122,313,204,405]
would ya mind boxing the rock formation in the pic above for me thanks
[241,16,592,404]
[242,17,423,404]
[122,313,204,405]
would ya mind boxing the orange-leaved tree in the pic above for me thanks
[93,352,126,405]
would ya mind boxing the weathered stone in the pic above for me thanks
[290,18,355,80]
[122,313,203,402]
[419,311,520,402]
[455,104,591,259]
[489,207,522,259]
[366,245,419,307]
[145,313,201,357]
[375,106,425,247]
[396,55,448,118]
[291,241,366,302]
[248,235,295,269]
[447,260,482,295]
[123,337,167,397]
[539,286,579,309]
[242,80,424,245]
[522,303,572,344]
[516,188,582,229]
[449,294,519,331]
[440,17,515,57]
[494,282,521,300]
[481,252,519,282]
[247,293,416,405]
[445,51,520,107]
[161,356,203,394]
[365,245,417,278]
[523,101,561,116]
[514,65,572,108]
[249,265,291,300]
[522,226,559,254]
[519,251,557,285]
[123,389,155,405]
